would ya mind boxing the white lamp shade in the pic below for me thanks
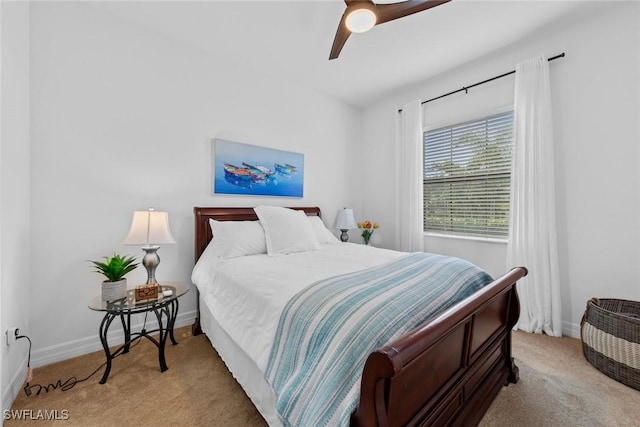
[333,208,358,230]
[123,209,176,246]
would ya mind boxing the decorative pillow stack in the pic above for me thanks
[205,206,338,260]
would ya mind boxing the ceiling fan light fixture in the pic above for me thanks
[345,3,377,33]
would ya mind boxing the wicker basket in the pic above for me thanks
[580,298,640,390]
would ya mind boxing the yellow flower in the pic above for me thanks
[358,220,380,245]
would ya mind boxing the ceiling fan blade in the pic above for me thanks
[329,11,352,60]
[376,0,451,25]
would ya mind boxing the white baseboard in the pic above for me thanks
[2,358,28,415]
[30,309,197,368]
[562,320,580,339]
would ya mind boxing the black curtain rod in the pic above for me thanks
[398,52,565,113]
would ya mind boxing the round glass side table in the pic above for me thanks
[88,282,189,384]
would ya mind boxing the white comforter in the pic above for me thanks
[191,242,402,371]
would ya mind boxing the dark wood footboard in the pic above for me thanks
[351,266,527,427]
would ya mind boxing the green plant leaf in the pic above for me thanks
[89,253,139,282]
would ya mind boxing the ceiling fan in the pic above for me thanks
[329,0,452,60]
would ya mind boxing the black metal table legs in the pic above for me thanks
[97,299,179,384]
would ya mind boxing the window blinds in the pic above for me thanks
[423,111,514,238]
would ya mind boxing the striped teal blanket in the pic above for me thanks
[264,252,493,427]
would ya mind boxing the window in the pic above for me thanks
[423,111,514,238]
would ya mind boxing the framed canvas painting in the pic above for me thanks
[213,139,304,198]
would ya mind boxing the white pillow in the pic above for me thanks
[191,235,223,286]
[308,216,339,244]
[254,206,320,255]
[208,219,267,259]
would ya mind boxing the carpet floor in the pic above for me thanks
[6,328,639,426]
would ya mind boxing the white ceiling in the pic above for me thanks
[90,0,610,108]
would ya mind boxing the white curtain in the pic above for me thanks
[508,56,562,336]
[395,100,425,253]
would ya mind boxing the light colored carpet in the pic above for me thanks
[6,328,640,426]
[6,327,265,427]
[481,331,639,427]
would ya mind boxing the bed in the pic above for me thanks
[191,206,527,426]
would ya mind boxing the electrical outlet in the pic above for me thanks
[5,327,19,346]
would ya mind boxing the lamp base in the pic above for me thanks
[340,229,349,242]
[141,246,161,284]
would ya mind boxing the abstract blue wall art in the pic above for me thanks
[213,139,304,198]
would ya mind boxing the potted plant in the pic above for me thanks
[90,254,139,301]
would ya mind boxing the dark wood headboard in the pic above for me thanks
[193,206,321,262]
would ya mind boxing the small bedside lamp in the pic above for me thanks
[123,208,176,284]
[333,208,358,242]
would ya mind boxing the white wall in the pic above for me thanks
[27,2,362,366]
[362,2,640,337]
[1,0,31,414]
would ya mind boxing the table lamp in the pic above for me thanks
[333,208,358,242]
[123,208,175,284]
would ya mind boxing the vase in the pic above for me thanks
[102,279,127,302]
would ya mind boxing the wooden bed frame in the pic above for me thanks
[192,206,528,427]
